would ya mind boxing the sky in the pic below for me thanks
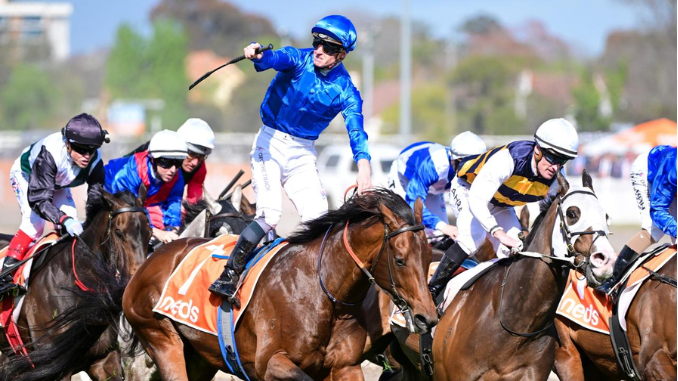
[34,0,643,56]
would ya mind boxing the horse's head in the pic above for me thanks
[180,186,249,238]
[101,185,152,276]
[372,190,438,334]
[551,171,616,286]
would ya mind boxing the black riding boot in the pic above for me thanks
[597,245,639,293]
[209,222,266,303]
[0,257,22,296]
[428,243,468,303]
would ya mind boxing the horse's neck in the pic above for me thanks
[321,223,383,306]
[503,203,568,329]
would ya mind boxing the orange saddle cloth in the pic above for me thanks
[557,245,676,334]
[153,235,287,335]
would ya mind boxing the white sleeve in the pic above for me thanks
[468,150,515,232]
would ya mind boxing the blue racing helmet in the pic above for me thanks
[311,15,357,52]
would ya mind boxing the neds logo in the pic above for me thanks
[558,299,600,326]
[159,296,200,323]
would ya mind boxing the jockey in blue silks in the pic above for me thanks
[209,15,373,304]
[105,130,187,245]
[598,144,677,293]
[387,131,487,239]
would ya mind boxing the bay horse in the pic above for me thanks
[0,188,151,381]
[390,172,618,380]
[123,188,438,380]
[553,248,676,380]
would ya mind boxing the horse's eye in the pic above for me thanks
[394,257,406,267]
[567,210,576,219]
[115,229,124,240]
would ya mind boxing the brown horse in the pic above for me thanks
[389,172,618,380]
[554,248,677,380]
[123,188,437,380]
[0,189,151,381]
[359,205,532,379]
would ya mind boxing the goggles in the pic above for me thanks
[70,143,98,156]
[542,149,569,166]
[155,157,183,169]
[312,38,344,55]
[187,150,207,161]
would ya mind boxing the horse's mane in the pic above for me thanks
[523,194,557,249]
[287,188,415,244]
[83,190,137,228]
[182,199,209,228]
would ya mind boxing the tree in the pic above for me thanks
[150,0,278,57]
[0,65,58,130]
[105,20,190,130]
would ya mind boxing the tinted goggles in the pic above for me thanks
[312,38,344,55]
[70,143,98,156]
[542,150,569,166]
[155,157,183,169]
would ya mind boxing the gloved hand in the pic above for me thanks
[63,217,83,237]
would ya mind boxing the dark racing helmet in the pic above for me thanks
[62,113,109,149]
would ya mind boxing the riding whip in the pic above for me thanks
[188,43,274,90]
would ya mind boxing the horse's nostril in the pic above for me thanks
[415,313,437,330]
[591,252,607,266]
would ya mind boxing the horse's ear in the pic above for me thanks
[137,184,147,207]
[378,203,399,228]
[103,190,117,208]
[202,186,222,214]
[519,206,530,232]
[231,186,242,213]
[413,197,423,225]
[582,169,594,192]
[557,172,570,197]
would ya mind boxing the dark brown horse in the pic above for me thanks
[123,188,437,380]
[554,247,676,380]
[0,189,151,381]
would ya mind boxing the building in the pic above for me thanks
[0,0,72,62]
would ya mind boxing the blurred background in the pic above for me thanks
[0,0,675,235]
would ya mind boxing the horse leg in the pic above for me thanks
[88,350,123,381]
[265,352,314,381]
[640,349,677,381]
[326,365,365,381]
[553,319,586,381]
[133,319,189,381]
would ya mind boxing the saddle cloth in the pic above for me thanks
[0,233,59,328]
[557,245,676,334]
[153,234,287,335]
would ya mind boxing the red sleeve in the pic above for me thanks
[147,205,165,230]
[185,163,207,205]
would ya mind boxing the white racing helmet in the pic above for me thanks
[177,118,215,156]
[148,130,188,160]
[534,118,579,159]
[450,131,487,160]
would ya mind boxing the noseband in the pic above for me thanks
[317,219,425,313]
[556,190,608,259]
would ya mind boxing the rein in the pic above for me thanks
[497,189,604,337]
[317,219,424,311]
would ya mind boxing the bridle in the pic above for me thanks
[317,219,425,314]
[499,189,608,337]
[100,206,147,247]
[203,208,250,237]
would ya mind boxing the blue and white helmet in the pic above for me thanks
[311,15,357,52]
